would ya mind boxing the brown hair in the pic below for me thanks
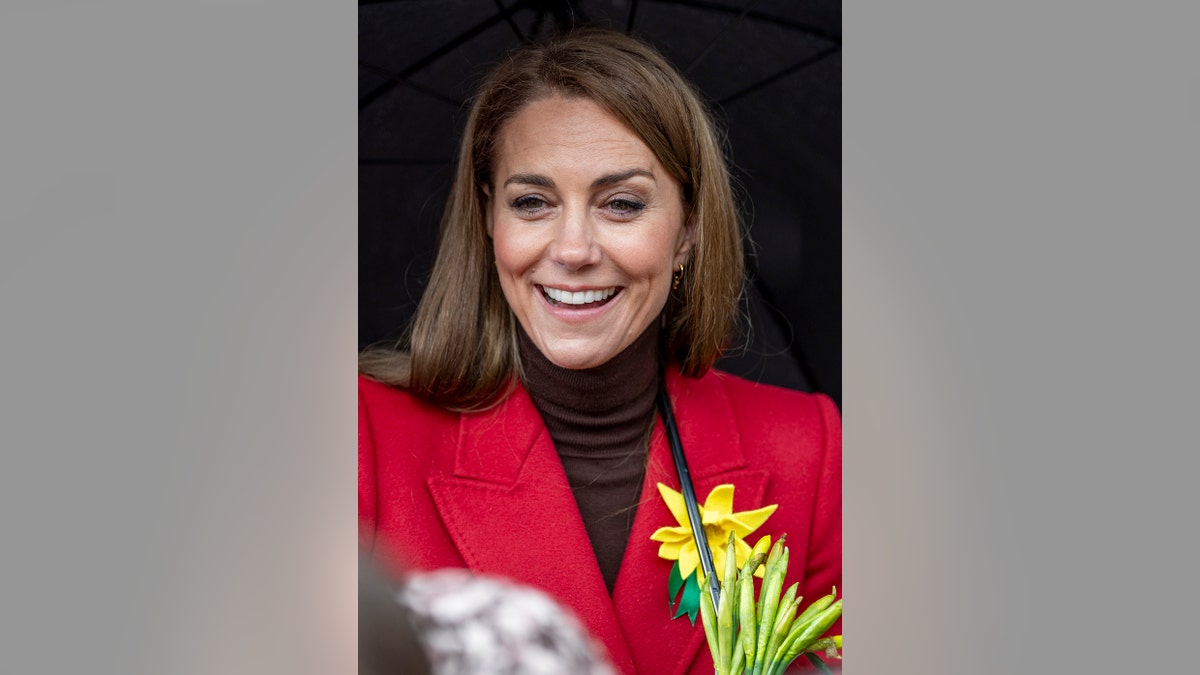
[360,27,744,410]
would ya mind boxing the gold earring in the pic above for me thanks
[672,263,685,290]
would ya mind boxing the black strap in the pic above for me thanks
[657,379,722,611]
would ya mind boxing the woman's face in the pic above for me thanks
[487,96,693,370]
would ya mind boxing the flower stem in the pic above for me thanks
[804,653,833,674]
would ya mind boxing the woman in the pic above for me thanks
[359,28,840,674]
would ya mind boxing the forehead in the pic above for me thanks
[492,96,660,176]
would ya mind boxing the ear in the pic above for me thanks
[674,213,696,265]
[482,183,495,238]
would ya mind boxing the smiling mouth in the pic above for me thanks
[540,285,620,308]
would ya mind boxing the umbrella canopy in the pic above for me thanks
[359,0,841,404]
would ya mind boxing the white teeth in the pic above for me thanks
[543,286,617,306]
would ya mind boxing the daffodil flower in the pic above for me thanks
[650,483,777,581]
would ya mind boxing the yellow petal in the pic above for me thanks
[650,525,692,543]
[748,536,771,578]
[656,483,691,529]
[678,542,700,579]
[702,484,735,515]
[657,540,687,560]
[723,503,778,536]
[751,535,772,558]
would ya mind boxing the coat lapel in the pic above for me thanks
[613,369,772,675]
[425,383,637,673]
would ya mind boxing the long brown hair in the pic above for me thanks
[360,28,744,410]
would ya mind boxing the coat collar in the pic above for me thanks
[426,367,772,675]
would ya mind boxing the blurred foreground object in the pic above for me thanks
[360,559,432,675]
[398,568,617,675]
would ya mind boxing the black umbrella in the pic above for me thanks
[359,0,841,404]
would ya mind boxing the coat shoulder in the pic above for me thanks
[680,369,842,476]
[702,369,839,433]
[358,374,461,444]
[360,372,451,412]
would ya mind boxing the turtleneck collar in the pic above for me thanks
[517,322,661,458]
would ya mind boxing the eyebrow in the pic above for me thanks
[591,168,656,189]
[501,168,656,190]
[503,173,555,189]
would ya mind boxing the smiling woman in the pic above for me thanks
[359,27,841,675]
[488,96,692,370]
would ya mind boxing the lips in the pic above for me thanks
[540,285,620,308]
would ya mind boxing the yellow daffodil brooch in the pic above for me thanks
[650,482,777,623]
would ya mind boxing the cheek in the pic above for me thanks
[626,232,685,279]
[491,224,536,277]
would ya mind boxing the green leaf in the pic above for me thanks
[669,559,685,611]
[674,572,701,624]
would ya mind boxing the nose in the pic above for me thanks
[548,208,600,270]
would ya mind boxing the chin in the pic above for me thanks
[536,339,616,371]
[542,350,604,371]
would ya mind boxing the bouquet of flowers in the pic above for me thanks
[699,534,841,675]
[650,483,841,674]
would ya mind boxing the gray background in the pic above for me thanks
[1,1,1197,673]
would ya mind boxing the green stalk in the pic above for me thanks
[803,653,834,675]
[778,600,842,666]
[729,633,746,675]
[698,574,720,668]
[790,587,836,631]
[803,637,840,658]
[737,556,762,668]
[716,579,734,674]
[717,535,739,672]
[773,583,801,639]
[751,540,787,675]
[722,535,739,603]
[755,536,786,624]
[760,582,800,672]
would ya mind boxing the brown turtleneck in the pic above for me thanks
[518,324,661,595]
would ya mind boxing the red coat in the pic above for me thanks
[359,367,841,675]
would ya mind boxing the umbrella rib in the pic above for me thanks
[359,0,532,111]
[625,0,639,33]
[493,0,527,42]
[718,44,838,106]
[360,158,453,166]
[644,0,841,45]
[359,61,464,108]
[683,0,759,76]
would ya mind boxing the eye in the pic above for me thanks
[606,197,646,216]
[512,195,549,214]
